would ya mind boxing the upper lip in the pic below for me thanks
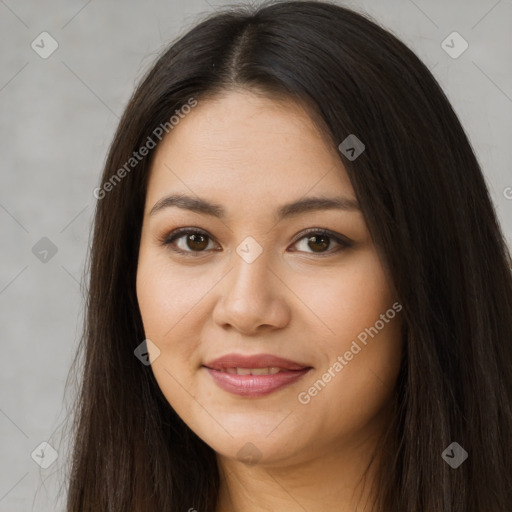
[203,353,311,371]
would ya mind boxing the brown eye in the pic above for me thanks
[291,229,350,255]
[184,233,209,251]
[305,234,330,252]
[163,228,217,256]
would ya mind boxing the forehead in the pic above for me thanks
[145,90,354,212]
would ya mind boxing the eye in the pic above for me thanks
[160,227,352,257]
[161,227,218,257]
[290,228,351,255]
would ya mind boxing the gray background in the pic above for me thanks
[1,0,511,510]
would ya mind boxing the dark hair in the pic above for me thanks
[63,1,512,510]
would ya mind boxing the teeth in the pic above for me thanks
[220,367,283,375]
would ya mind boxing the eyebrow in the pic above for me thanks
[149,193,360,220]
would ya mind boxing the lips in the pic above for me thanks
[203,353,310,371]
[202,353,313,397]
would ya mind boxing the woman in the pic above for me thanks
[64,1,512,510]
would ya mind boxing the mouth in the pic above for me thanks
[202,353,313,397]
[206,366,295,375]
[203,352,311,371]
[202,367,313,397]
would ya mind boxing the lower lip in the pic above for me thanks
[203,367,312,397]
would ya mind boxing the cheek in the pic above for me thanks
[292,248,397,346]
[136,251,205,377]
[294,249,402,420]
[136,253,204,417]
[136,249,208,339]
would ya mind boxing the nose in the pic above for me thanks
[212,249,291,335]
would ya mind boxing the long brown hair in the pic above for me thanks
[62,1,512,510]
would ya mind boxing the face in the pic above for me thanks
[136,89,403,466]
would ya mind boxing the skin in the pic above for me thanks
[136,89,403,512]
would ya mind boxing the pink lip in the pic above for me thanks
[204,367,312,397]
[203,353,310,370]
[202,353,313,397]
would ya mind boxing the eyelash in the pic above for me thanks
[160,227,352,258]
